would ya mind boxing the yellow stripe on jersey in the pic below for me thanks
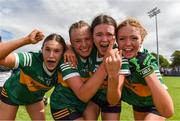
[124,79,151,97]
[1,88,8,97]
[57,73,69,87]
[53,108,68,115]
[19,69,50,92]
[54,110,69,118]
[56,112,70,119]
[53,108,70,119]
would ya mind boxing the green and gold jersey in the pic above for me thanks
[3,52,57,105]
[122,48,165,107]
[89,47,130,103]
[50,52,92,112]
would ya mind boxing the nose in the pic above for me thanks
[101,35,108,42]
[49,51,54,57]
[124,38,131,46]
[81,40,87,47]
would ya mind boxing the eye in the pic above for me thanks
[85,37,92,42]
[118,37,125,42]
[131,37,138,42]
[95,33,103,37]
[74,39,81,43]
[55,49,60,53]
[107,34,114,39]
[45,48,50,51]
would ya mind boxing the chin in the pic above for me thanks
[81,55,89,59]
[80,52,90,58]
[47,66,56,71]
[123,52,135,59]
[124,55,133,59]
[48,68,55,72]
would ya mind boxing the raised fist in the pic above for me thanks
[26,29,44,44]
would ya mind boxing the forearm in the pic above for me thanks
[145,73,174,118]
[107,74,124,105]
[0,37,29,60]
[78,63,107,102]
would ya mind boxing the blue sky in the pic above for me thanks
[0,0,180,60]
[0,29,13,40]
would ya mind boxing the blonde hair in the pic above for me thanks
[69,20,91,40]
[116,17,147,41]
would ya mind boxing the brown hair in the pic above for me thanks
[91,14,117,34]
[42,33,66,54]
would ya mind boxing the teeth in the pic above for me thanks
[81,49,89,52]
[100,45,108,48]
[101,44,108,46]
[124,48,132,51]
[100,43,109,47]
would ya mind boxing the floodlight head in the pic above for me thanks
[147,7,160,18]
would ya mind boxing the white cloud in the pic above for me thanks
[0,0,179,61]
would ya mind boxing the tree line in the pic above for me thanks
[151,50,180,68]
[151,50,180,76]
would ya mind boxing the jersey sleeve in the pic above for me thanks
[13,52,33,69]
[119,57,131,75]
[59,59,80,80]
[137,53,162,81]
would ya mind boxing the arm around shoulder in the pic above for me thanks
[67,62,107,102]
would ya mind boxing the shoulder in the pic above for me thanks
[15,51,43,68]
[15,51,40,58]
[137,48,157,66]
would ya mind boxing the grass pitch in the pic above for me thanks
[16,76,180,120]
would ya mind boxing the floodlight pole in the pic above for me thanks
[148,7,160,68]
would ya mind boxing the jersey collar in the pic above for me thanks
[43,62,56,76]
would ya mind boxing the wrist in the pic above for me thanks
[140,65,154,78]
[22,36,31,45]
[108,75,119,87]
[108,74,119,80]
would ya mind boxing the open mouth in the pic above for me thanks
[99,43,109,52]
[122,48,135,58]
[47,60,56,66]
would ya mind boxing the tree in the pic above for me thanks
[151,52,170,68]
[171,50,180,68]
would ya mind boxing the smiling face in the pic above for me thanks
[93,24,115,57]
[70,26,93,59]
[42,39,64,71]
[117,25,142,59]
[116,18,147,59]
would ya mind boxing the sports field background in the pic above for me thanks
[16,76,180,120]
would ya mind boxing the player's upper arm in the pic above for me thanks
[0,53,16,69]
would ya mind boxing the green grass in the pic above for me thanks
[16,89,53,120]
[15,76,180,120]
[163,76,180,120]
